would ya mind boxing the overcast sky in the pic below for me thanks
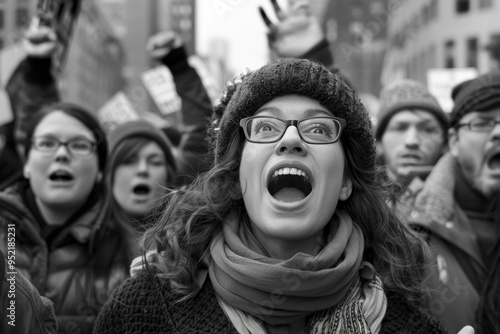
[195,0,283,74]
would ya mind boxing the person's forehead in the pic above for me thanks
[34,112,94,138]
[459,107,500,122]
[389,108,441,123]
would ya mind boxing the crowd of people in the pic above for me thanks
[0,1,498,333]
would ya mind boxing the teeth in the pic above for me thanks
[272,168,309,179]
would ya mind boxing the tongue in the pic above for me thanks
[273,187,306,202]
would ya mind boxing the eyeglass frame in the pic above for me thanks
[31,136,97,157]
[239,116,347,144]
[457,118,500,132]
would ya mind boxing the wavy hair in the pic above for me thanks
[142,73,433,304]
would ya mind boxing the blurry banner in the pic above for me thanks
[188,55,222,104]
[142,66,182,116]
[36,0,82,74]
[0,43,28,125]
[427,68,478,113]
[97,92,139,133]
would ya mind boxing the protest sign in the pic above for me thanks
[97,92,139,133]
[141,66,182,116]
[427,68,478,113]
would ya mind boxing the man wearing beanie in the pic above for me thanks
[410,72,500,334]
[376,79,448,219]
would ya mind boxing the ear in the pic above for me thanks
[23,165,31,179]
[448,128,459,158]
[96,172,103,184]
[339,176,353,201]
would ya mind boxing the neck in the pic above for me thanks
[35,198,82,226]
[251,227,327,260]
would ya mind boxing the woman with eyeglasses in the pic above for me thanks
[93,58,470,334]
[0,102,130,334]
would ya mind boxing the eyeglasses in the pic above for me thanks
[458,118,500,132]
[239,116,346,144]
[31,137,96,157]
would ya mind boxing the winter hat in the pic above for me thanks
[108,119,177,171]
[450,71,500,127]
[375,79,448,140]
[213,57,376,173]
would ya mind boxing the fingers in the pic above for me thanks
[259,7,273,28]
[146,31,183,59]
[270,0,285,20]
[457,326,474,334]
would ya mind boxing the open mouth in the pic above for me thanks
[49,170,74,182]
[133,184,151,196]
[268,168,312,202]
[488,152,500,170]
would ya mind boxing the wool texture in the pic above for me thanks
[107,119,177,171]
[450,71,500,127]
[213,57,376,174]
[376,79,447,140]
[93,272,446,334]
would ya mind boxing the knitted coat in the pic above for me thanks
[94,273,445,334]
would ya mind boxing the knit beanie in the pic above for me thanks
[375,79,448,140]
[108,120,177,171]
[450,71,500,127]
[213,57,376,173]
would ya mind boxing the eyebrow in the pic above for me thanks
[34,134,95,142]
[390,119,440,125]
[256,107,332,118]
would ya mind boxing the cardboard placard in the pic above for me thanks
[142,65,182,116]
[97,91,139,133]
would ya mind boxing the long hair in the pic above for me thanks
[142,74,432,303]
[107,136,176,258]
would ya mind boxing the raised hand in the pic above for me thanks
[457,326,474,334]
[146,31,184,60]
[259,0,324,58]
[23,19,57,58]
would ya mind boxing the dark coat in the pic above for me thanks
[0,181,129,334]
[1,249,57,333]
[410,153,492,333]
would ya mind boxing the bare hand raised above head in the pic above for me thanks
[146,31,184,60]
[23,19,57,58]
[259,0,324,58]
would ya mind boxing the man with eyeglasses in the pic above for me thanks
[409,72,500,334]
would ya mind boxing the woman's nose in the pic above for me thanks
[275,126,307,156]
[54,144,71,162]
[136,159,149,175]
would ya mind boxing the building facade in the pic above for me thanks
[382,0,499,85]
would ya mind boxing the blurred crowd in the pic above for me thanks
[0,1,498,334]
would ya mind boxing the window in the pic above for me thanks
[445,40,455,68]
[479,0,493,8]
[456,0,470,13]
[466,38,478,68]
[16,8,30,28]
[0,10,4,29]
[0,38,3,50]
